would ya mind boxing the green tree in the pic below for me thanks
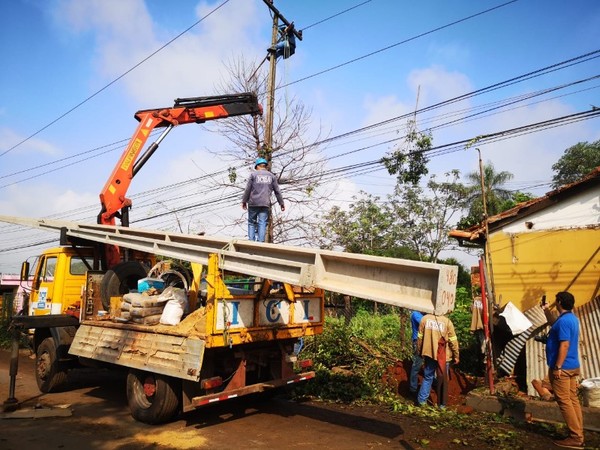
[551,140,600,188]
[457,161,514,228]
[381,118,430,185]
[389,170,469,262]
[319,172,469,263]
[498,191,535,212]
[318,192,395,255]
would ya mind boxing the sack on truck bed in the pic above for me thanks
[131,314,162,325]
[159,287,188,326]
[130,306,165,318]
[123,292,166,308]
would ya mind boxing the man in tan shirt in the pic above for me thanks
[416,313,460,406]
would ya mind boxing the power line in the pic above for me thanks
[4,62,595,195]
[300,0,374,31]
[1,0,515,161]
[291,50,600,147]
[3,4,592,190]
[278,0,519,90]
[31,107,599,235]
[1,70,596,233]
[0,0,232,159]
[2,76,596,246]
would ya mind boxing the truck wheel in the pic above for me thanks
[100,261,147,310]
[36,337,68,393]
[127,369,181,424]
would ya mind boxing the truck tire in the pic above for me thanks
[36,337,68,393]
[100,261,147,310]
[127,369,181,424]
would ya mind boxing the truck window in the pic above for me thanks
[43,257,57,282]
[70,256,91,275]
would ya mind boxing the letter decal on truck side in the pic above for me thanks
[229,301,240,325]
[266,300,282,323]
[259,300,290,326]
[37,287,49,310]
[293,298,321,323]
[216,299,254,330]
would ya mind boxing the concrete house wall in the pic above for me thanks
[450,168,600,386]
[488,185,599,312]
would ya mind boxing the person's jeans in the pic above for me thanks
[417,357,449,406]
[417,357,437,405]
[248,206,270,242]
[549,368,584,443]
[409,341,423,393]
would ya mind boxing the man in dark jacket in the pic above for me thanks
[242,158,285,242]
[416,313,459,407]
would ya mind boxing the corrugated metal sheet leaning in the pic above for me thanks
[514,296,600,397]
[497,304,547,375]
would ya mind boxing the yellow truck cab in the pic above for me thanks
[27,247,92,317]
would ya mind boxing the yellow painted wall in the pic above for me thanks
[488,228,599,311]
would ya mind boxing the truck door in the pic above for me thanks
[29,255,57,316]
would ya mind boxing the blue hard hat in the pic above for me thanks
[254,157,268,168]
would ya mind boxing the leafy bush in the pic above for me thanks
[300,286,484,402]
[449,286,483,375]
[299,313,411,402]
[297,366,375,402]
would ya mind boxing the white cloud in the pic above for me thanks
[407,65,473,106]
[427,41,470,66]
[54,0,264,106]
[0,128,62,157]
[361,94,412,128]
[0,183,96,218]
[57,0,153,36]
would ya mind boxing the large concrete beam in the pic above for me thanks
[0,215,457,314]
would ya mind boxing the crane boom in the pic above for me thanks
[97,92,261,267]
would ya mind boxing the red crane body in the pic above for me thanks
[98,93,262,268]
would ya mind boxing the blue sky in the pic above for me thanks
[1,0,599,272]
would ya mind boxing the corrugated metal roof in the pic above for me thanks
[525,296,600,397]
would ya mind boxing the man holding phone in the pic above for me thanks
[542,291,584,448]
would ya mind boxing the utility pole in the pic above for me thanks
[261,0,302,162]
[476,148,497,315]
[260,0,302,242]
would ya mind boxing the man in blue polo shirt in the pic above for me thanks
[543,291,584,448]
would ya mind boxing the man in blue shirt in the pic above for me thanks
[543,291,584,448]
[409,310,424,396]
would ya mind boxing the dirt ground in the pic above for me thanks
[1,348,599,450]
[385,359,479,407]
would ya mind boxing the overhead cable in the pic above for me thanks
[0,0,232,158]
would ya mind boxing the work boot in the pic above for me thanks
[552,437,584,448]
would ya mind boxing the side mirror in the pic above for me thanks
[20,261,30,281]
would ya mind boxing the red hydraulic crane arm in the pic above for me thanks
[99,93,261,227]
[97,92,261,268]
